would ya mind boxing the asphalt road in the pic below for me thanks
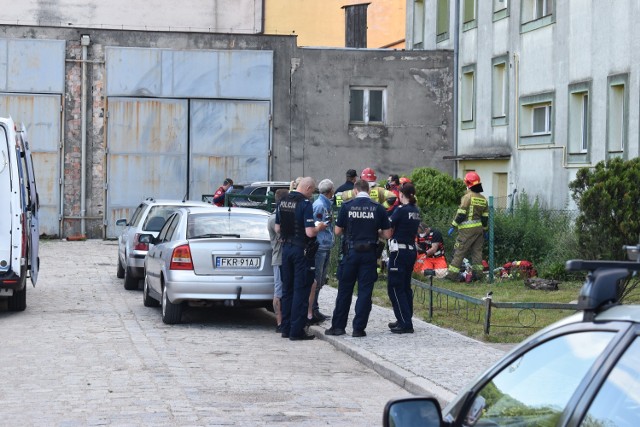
[0,240,411,426]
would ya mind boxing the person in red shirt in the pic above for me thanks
[212,178,234,207]
[413,223,448,278]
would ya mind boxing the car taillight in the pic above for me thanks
[170,245,194,270]
[133,233,149,251]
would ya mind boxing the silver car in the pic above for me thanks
[141,206,274,324]
[116,198,214,290]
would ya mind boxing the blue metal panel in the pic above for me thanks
[106,97,188,238]
[0,94,62,236]
[189,99,270,200]
[0,39,65,93]
[106,47,273,100]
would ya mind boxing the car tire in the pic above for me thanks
[143,275,160,308]
[7,284,26,312]
[162,285,183,324]
[123,266,139,290]
[116,257,125,279]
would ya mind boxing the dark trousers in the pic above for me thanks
[280,243,313,338]
[387,248,417,329]
[330,249,378,332]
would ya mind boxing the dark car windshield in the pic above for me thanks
[187,213,269,240]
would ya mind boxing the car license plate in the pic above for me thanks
[216,257,260,268]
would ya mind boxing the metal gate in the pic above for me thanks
[105,97,189,238]
[0,94,62,236]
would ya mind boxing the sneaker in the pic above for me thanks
[352,330,367,337]
[388,321,398,329]
[324,327,346,336]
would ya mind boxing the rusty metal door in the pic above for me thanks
[189,99,270,200]
[106,97,188,238]
[0,93,62,237]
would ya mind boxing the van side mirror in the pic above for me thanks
[383,397,443,427]
[116,218,127,226]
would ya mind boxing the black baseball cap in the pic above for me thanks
[346,169,357,178]
[223,178,233,185]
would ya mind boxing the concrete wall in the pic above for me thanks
[287,48,454,187]
[0,0,263,34]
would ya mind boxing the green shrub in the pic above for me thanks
[569,157,640,260]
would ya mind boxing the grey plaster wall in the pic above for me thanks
[286,48,454,186]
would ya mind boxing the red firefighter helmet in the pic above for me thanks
[464,171,481,188]
[399,177,412,186]
[361,168,377,182]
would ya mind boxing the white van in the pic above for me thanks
[0,117,39,311]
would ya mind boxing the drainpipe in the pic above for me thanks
[452,0,460,179]
[80,34,90,236]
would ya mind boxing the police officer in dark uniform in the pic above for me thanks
[275,177,326,341]
[325,179,392,338]
[387,183,421,334]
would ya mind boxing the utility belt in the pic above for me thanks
[283,237,319,260]
[346,241,378,253]
[388,239,415,252]
[281,238,306,248]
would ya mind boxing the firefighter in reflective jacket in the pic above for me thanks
[446,171,489,281]
[337,168,397,209]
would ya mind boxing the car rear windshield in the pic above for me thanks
[187,213,269,240]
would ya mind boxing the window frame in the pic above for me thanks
[519,92,554,145]
[436,0,450,43]
[493,0,509,21]
[492,55,509,126]
[460,64,476,130]
[567,81,592,163]
[412,0,425,49]
[606,73,629,159]
[521,0,555,33]
[349,86,387,126]
[462,0,477,31]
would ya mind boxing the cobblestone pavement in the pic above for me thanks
[0,240,412,426]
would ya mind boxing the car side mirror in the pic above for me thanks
[138,233,156,245]
[383,397,443,427]
[116,218,127,226]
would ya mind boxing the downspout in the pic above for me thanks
[452,0,460,179]
[80,35,90,236]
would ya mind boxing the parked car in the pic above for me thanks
[140,206,274,324]
[383,245,640,427]
[0,117,39,311]
[115,198,213,290]
[229,181,291,209]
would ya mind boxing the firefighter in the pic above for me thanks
[445,171,489,281]
[340,168,397,209]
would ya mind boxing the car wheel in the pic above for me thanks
[7,285,26,311]
[162,285,182,324]
[116,257,125,279]
[143,275,160,308]
[123,266,139,290]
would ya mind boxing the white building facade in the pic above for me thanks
[406,0,640,209]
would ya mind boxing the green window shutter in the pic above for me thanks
[436,0,449,35]
[463,0,475,23]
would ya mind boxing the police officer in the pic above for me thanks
[275,177,326,341]
[387,183,421,334]
[325,179,392,338]
[446,171,489,281]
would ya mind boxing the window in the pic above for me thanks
[413,0,425,49]
[607,75,628,156]
[349,87,386,125]
[436,0,450,42]
[461,65,475,129]
[492,56,509,126]
[521,0,555,32]
[532,104,551,134]
[463,331,615,426]
[583,338,640,426]
[493,0,509,20]
[463,0,477,30]
[519,92,554,145]
[568,83,591,158]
